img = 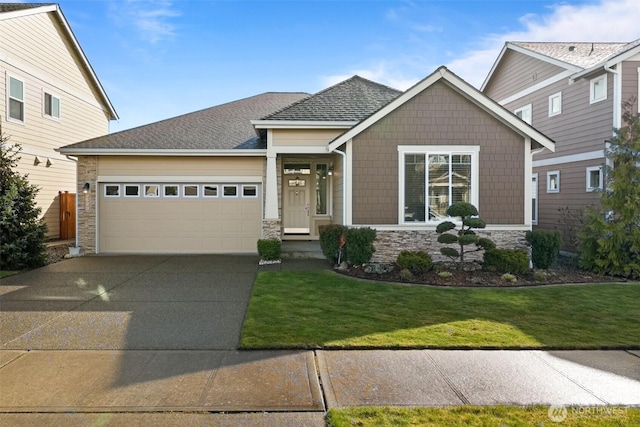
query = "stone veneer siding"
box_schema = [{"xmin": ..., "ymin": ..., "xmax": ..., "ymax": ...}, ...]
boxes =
[
  {"xmin": 262, "ymin": 220, "xmax": 282, "ymax": 240},
  {"xmin": 372, "ymin": 229, "xmax": 528, "ymax": 263},
  {"xmin": 77, "ymin": 156, "xmax": 98, "ymax": 254}
]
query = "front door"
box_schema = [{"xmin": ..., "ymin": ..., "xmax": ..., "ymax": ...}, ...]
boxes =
[{"xmin": 283, "ymin": 163, "xmax": 311, "ymax": 234}]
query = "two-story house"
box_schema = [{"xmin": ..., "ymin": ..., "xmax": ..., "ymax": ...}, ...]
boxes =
[
  {"xmin": 482, "ymin": 39, "xmax": 640, "ymax": 249},
  {"xmin": 1, "ymin": 3, "xmax": 118, "ymax": 239}
]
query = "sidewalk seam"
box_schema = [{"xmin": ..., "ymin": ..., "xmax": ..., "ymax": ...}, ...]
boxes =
[{"xmin": 312, "ymin": 350, "xmax": 329, "ymax": 412}]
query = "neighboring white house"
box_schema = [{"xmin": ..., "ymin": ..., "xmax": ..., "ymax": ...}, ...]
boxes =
[{"xmin": 1, "ymin": 3, "xmax": 117, "ymax": 239}]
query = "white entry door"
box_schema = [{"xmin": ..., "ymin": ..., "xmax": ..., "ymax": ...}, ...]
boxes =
[{"xmin": 283, "ymin": 163, "xmax": 311, "ymax": 234}]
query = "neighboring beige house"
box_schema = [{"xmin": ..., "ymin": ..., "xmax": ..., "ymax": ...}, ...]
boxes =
[
  {"xmin": 59, "ymin": 67, "xmax": 554, "ymax": 261},
  {"xmin": 1, "ymin": 3, "xmax": 118, "ymax": 239},
  {"xmin": 482, "ymin": 39, "xmax": 640, "ymax": 248}
]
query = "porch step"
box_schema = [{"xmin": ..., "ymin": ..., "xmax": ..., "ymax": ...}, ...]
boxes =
[{"xmin": 281, "ymin": 241, "xmax": 325, "ymax": 259}]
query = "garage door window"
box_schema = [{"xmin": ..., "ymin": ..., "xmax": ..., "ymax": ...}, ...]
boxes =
[
  {"xmin": 242, "ymin": 185, "xmax": 258, "ymax": 198},
  {"xmin": 125, "ymin": 185, "xmax": 140, "ymax": 197},
  {"xmin": 145, "ymin": 185, "xmax": 159, "ymax": 197},
  {"xmin": 164, "ymin": 185, "xmax": 179, "ymax": 197},
  {"xmin": 184, "ymin": 185, "xmax": 199, "ymax": 197},
  {"xmin": 105, "ymin": 185, "xmax": 120, "ymax": 197},
  {"xmin": 204, "ymin": 185, "xmax": 218, "ymax": 197},
  {"xmin": 223, "ymin": 185, "xmax": 238, "ymax": 197}
]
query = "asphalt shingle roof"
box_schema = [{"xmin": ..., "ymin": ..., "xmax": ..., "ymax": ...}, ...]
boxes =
[
  {"xmin": 512, "ymin": 40, "xmax": 639, "ymax": 69},
  {"xmin": 0, "ymin": 3, "xmax": 53, "ymax": 12},
  {"xmin": 263, "ymin": 75, "xmax": 402, "ymax": 122},
  {"xmin": 61, "ymin": 92, "xmax": 309, "ymax": 151}
]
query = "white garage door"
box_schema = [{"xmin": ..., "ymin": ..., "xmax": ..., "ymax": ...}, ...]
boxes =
[{"xmin": 99, "ymin": 183, "xmax": 261, "ymax": 253}]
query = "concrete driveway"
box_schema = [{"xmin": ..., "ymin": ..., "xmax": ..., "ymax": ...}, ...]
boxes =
[{"xmin": 1, "ymin": 255, "xmax": 257, "ymax": 350}]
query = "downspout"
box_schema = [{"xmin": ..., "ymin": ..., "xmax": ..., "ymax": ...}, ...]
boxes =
[
  {"xmin": 65, "ymin": 155, "xmax": 80, "ymax": 248},
  {"xmin": 604, "ymin": 63, "xmax": 621, "ymax": 172},
  {"xmin": 333, "ymin": 148, "xmax": 347, "ymax": 225}
]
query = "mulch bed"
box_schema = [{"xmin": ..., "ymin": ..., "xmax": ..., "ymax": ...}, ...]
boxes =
[{"xmin": 336, "ymin": 258, "xmax": 627, "ymax": 288}]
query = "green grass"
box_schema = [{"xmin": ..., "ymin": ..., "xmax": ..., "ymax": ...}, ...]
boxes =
[
  {"xmin": 0, "ymin": 270, "xmax": 19, "ymax": 279},
  {"xmin": 327, "ymin": 406, "xmax": 640, "ymax": 427},
  {"xmin": 240, "ymin": 271, "xmax": 640, "ymax": 349}
]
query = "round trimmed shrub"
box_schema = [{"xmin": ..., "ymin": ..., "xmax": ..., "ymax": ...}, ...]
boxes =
[{"xmin": 396, "ymin": 250, "xmax": 432, "ymax": 273}]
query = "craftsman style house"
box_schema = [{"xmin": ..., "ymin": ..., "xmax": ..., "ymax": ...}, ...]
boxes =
[
  {"xmin": 482, "ymin": 39, "xmax": 640, "ymax": 248},
  {"xmin": 1, "ymin": 3, "xmax": 118, "ymax": 239},
  {"xmin": 59, "ymin": 67, "xmax": 554, "ymax": 261}
]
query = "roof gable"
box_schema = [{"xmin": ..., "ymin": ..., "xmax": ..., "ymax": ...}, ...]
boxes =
[
  {"xmin": 58, "ymin": 92, "xmax": 309, "ymax": 153},
  {"xmin": 260, "ymin": 75, "xmax": 402, "ymax": 122},
  {"xmin": 1, "ymin": 3, "xmax": 118, "ymax": 120},
  {"xmin": 329, "ymin": 66, "xmax": 555, "ymax": 152}
]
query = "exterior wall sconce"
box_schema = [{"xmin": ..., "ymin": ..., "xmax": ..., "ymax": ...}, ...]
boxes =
[
  {"xmin": 83, "ymin": 182, "xmax": 90, "ymax": 194},
  {"xmin": 328, "ymin": 167, "xmax": 334, "ymax": 176}
]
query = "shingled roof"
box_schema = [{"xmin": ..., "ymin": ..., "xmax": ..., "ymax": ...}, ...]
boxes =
[
  {"xmin": 511, "ymin": 40, "xmax": 637, "ymax": 69},
  {"xmin": 262, "ymin": 75, "xmax": 402, "ymax": 122},
  {"xmin": 0, "ymin": 3, "xmax": 52, "ymax": 13},
  {"xmin": 60, "ymin": 92, "xmax": 309, "ymax": 152}
]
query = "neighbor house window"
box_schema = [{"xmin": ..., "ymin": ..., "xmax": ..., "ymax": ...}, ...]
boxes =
[
  {"xmin": 124, "ymin": 185, "xmax": 140, "ymax": 197},
  {"xmin": 183, "ymin": 185, "xmax": 199, "ymax": 197},
  {"xmin": 8, "ymin": 76, "xmax": 25, "ymax": 122},
  {"xmin": 164, "ymin": 185, "xmax": 179, "ymax": 197},
  {"xmin": 399, "ymin": 146, "xmax": 479, "ymax": 223},
  {"xmin": 586, "ymin": 166, "xmax": 603, "ymax": 192},
  {"xmin": 223, "ymin": 185, "xmax": 238, "ymax": 197},
  {"xmin": 144, "ymin": 184, "xmax": 159, "ymax": 197},
  {"xmin": 590, "ymin": 75, "xmax": 607, "ymax": 104},
  {"xmin": 547, "ymin": 171, "xmax": 560, "ymax": 193},
  {"xmin": 104, "ymin": 184, "xmax": 120, "ymax": 197},
  {"xmin": 203, "ymin": 185, "xmax": 218, "ymax": 197},
  {"xmin": 514, "ymin": 104, "xmax": 532, "ymax": 125},
  {"xmin": 44, "ymin": 92, "xmax": 60, "ymax": 119},
  {"xmin": 548, "ymin": 92, "xmax": 562, "ymax": 116},
  {"xmin": 242, "ymin": 185, "xmax": 257, "ymax": 198},
  {"xmin": 532, "ymin": 173, "xmax": 538, "ymax": 225}
]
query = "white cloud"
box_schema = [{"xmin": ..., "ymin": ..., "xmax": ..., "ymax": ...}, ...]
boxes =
[
  {"xmin": 112, "ymin": 0, "xmax": 181, "ymax": 44},
  {"xmin": 329, "ymin": 0, "xmax": 640, "ymax": 91}
]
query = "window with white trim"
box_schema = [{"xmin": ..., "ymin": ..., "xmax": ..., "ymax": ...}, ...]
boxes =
[
  {"xmin": 242, "ymin": 185, "xmax": 258, "ymax": 197},
  {"xmin": 44, "ymin": 92, "xmax": 60, "ymax": 119},
  {"xmin": 400, "ymin": 146, "xmax": 479, "ymax": 223},
  {"xmin": 124, "ymin": 185, "xmax": 140, "ymax": 197},
  {"xmin": 548, "ymin": 92, "xmax": 562, "ymax": 116},
  {"xmin": 547, "ymin": 171, "xmax": 560, "ymax": 193},
  {"xmin": 164, "ymin": 185, "xmax": 179, "ymax": 197},
  {"xmin": 203, "ymin": 185, "xmax": 218, "ymax": 197},
  {"xmin": 532, "ymin": 173, "xmax": 538, "ymax": 225},
  {"xmin": 590, "ymin": 75, "xmax": 607, "ymax": 104},
  {"xmin": 183, "ymin": 185, "xmax": 199, "ymax": 197},
  {"xmin": 144, "ymin": 184, "xmax": 159, "ymax": 197},
  {"xmin": 8, "ymin": 76, "xmax": 25, "ymax": 122},
  {"xmin": 223, "ymin": 185, "xmax": 238, "ymax": 197},
  {"xmin": 105, "ymin": 184, "xmax": 120, "ymax": 197},
  {"xmin": 586, "ymin": 166, "xmax": 603, "ymax": 192},
  {"xmin": 514, "ymin": 104, "xmax": 532, "ymax": 125}
]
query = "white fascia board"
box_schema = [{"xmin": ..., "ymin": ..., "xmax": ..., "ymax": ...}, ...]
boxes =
[
  {"xmin": 505, "ymin": 43, "xmax": 583, "ymax": 73},
  {"xmin": 56, "ymin": 148, "xmax": 267, "ymax": 157},
  {"xmin": 481, "ymin": 43, "xmax": 509, "ymax": 91},
  {"xmin": 532, "ymin": 150, "xmax": 604, "ymax": 168},
  {"xmin": 497, "ymin": 70, "xmax": 574, "ymax": 106},
  {"xmin": 251, "ymin": 120, "xmax": 356, "ymax": 129},
  {"xmin": 573, "ymin": 44, "xmax": 640, "ymax": 80},
  {"xmin": 328, "ymin": 66, "xmax": 555, "ymax": 153},
  {"xmin": 0, "ymin": 4, "xmax": 57, "ymax": 20}
]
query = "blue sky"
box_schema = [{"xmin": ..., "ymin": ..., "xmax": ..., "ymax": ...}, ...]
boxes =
[{"xmin": 28, "ymin": 0, "xmax": 640, "ymax": 132}]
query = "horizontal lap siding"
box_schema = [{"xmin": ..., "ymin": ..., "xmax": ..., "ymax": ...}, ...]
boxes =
[
  {"xmin": 97, "ymin": 156, "xmax": 264, "ymax": 177},
  {"xmin": 622, "ymin": 61, "xmax": 640, "ymax": 113},
  {"xmin": 272, "ymin": 129, "xmax": 343, "ymax": 146},
  {"xmin": 351, "ymin": 81, "xmax": 525, "ymax": 225},
  {"xmin": 1, "ymin": 12, "xmax": 111, "ymax": 238},
  {"xmin": 484, "ymin": 50, "xmax": 566, "ymax": 101}
]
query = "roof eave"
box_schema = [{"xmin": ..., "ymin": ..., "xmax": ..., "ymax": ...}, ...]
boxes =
[
  {"xmin": 571, "ymin": 43, "xmax": 640, "ymax": 80},
  {"xmin": 56, "ymin": 148, "xmax": 267, "ymax": 156},
  {"xmin": 251, "ymin": 120, "xmax": 357, "ymax": 129}
]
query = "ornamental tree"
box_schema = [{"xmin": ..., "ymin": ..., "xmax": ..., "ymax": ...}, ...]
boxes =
[
  {"xmin": 1, "ymin": 123, "xmax": 48, "ymax": 270},
  {"xmin": 578, "ymin": 98, "xmax": 640, "ymax": 278},
  {"xmin": 436, "ymin": 202, "xmax": 495, "ymax": 269}
]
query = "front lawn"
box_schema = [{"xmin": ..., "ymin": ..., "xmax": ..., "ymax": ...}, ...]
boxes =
[
  {"xmin": 240, "ymin": 271, "xmax": 640, "ymax": 349},
  {"xmin": 327, "ymin": 406, "xmax": 640, "ymax": 427}
]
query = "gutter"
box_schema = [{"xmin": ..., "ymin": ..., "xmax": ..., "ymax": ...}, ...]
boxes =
[{"xmin": 56, "ymin": 148, "xmax": 267, "ymax": 157}]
